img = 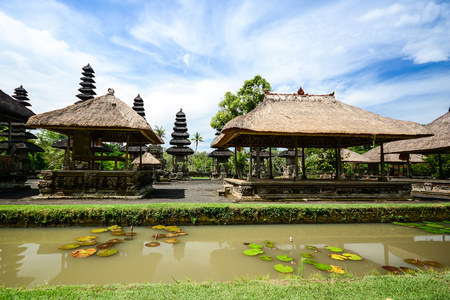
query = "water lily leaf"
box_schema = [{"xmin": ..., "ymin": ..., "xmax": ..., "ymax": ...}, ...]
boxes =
[
  {"xmin": 97, "ymin": 242, "xmax": 114, "ymax": 249},
  {"xmin": 404, "ymin": 258, "xmax": 424, "ymax": 266},
  {"xmin": 152, "ymin": 233, "xmax": 166, "ymax": 239},
  {"xmin": 177, "ymin": 232, "xmax": 188, "ymax": 236},
  {"xmin": 263, "ymin": 240, "xmax": 274, "ymax": 244},
  {"xmin": 274, "ymin": 264, "xmax": 294, "ymax": 273},
  {"xmin": 124, "ymin": 232, "xmax": 137, "ymax": 236},
  {"xmin": 382, "ymin": 266, "xmax": 399, "ymax": 272},
  {"xmin": 97, "ymin": 248, "xmax": 117, "ymax": 257},
  {"xmin": 328, "ymin": 253, "xmax": 347, "ymax": 261},
  {"xmin": 145, "ymin": 242, "xmax": 161, "ymax": 247},
  {"xmin": 79, "ymin": 240, "xmax": 98, "ymax": 246},
  {"xmin": 244, "ymin": 249, "xmax": 263, "ymax": 256},
  {"xmin": 314, "ymin": 263, "xmax": 333, "ymax": 271},
  {"xmin": 277, "ymin": 255, "xmax": 293, "ymax": 262},
  {"xmin": 259, "ymin": 255, "xmax": 273, "ymax": 261},
  {"xmin": 107, "ymin": 238, "xmax": 124, "ymax": 244},
  {"xmin": 111, "ymin": 232, "xmax": 125, "ymax": 236},
  {"xmin": 249, "ymin": 244, "xmax": 263, "ymax": 249},
  {"xmin": 423, "ymin": 261, "xmax": 443, "ymax": 267},
  {"xmin": 265, "ymin": 243, "xmax": 276, "ymax": 248},
  {"xmin": 425, "ymin": 224, "xmax": 445, "ymax": 229},
  {"xmin": 306, "ymin": 245, "xmax": 317, "ymax": 250},
  {"xmin": 165, "ymin": 233, "xmax": 179, "ymax": 237},
  {"xmin": 326, "ymin": 246, "xmax": 343, "ymax": 253},
  {"xmin": 152, "ymin": 225, "xmax": 166, "ymax": 229},
  {"xmin": 329, "ymin": 265, "xmax": 345, "ymax": 274},
  {"xmin": 164, "ymin": 238, "xmax": 180, "ymax": 244},
  {"xmin": 399, "ymin": 266, "xmax": 417, "ymax": 273},
  {"xmin": 58, "ymin": 243, "xmax": 80, "ymax": 250},
  {"xmin": 301, "ymin": 253, "xmax": 314, "ymax": 258},
  {"xmin": 393, "ymin": 222, "xmax": 409, "ymax": 226},
  {"xmin": 302, "ymin": 258, "xmax": 316, "ymax": 265},
  {"xmin": 165, "ymin": 226, "xmax": 181, "ymax": 232},
  {"xmin": 107, "ymin": 225, "xmax": 121, "ymax": 230},
  {"xmin": 443, "ymin": 221, "xmax": 450, "ymax": 224},
  {"xmin": 91, "ymin": 228, "xmax": 108, "ymax": 233},
  {"xmin": 342, "ymin": 253, "xmax": 362, "ymax": 261},
  {"xmin": 76, "ymin": 236, "xmax": 97, "ymax": 242},
  {"xmin": 72, "ymin": 248, "xmax": 97, "ymax": 258}
]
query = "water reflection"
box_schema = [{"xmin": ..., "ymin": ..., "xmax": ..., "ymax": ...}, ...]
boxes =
[{"xmin": 0, "ymin": 224, "xmax": 448, "ymax": 288}]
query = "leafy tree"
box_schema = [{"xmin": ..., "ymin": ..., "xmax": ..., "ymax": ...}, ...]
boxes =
[
  {"xmin": 211, "ymin": 75, "xmax": 272, "ymax": 130},
  {"xmin": 190, "ymin": 132, "xmax": 204, "ymax": 152},
  {"xmin": 34, "ymin": 129, "xmax": 66, "ymax": 170},
  {"xmin": 153, "ymin": 125, "xmax": 166, "ymax": 141}
]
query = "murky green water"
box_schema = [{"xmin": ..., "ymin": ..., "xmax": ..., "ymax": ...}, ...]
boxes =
[{"xmin": 0, "ymin": 224, "xmax": 448, "ymax": 288}]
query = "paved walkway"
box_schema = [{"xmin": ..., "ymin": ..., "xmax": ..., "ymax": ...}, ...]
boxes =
[{"xmin": 0, "ymin": 179, "xmax": 449, "ymax": 205}]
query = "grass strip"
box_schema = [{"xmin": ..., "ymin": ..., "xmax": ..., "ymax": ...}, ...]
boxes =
[
  {"xmin": 0, "ymin": 203, "xmax": 449, "ymax": 227},
  {"xmin": 1, "ymin": 273, "xmax": 449, "ymax": 300}
]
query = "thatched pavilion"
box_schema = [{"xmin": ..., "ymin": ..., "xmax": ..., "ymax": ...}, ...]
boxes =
[
  {"xmin": 26, "ymin": 88, "xmax": 163, "ymax": 198},
  {"xmin": 211, "ymin": 90, "xmax": 432, "ymax": 201}
]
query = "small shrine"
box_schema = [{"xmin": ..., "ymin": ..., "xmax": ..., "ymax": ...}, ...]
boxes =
[
  {"xmin": 278, "ymin": 148, "xmax": 305, "ymax": 179},
  {"xmin": 208, "ymin": 130, "xmax": 233, "ymax": 180},
  {"xmin": 166, "ymin": 109, "xmax": 194, "ymax": 180},
  {"xmin": 251, "ymin": 148, "xmax": 275, "ymax": 178}
]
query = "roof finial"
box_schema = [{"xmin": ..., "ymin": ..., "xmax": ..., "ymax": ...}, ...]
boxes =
[
  {"xmin": 297, "ymin": 87, "xmax": 305, "ymax": 95},
  {"xmin": 108, "ymin": 88, "xmax": 114, "ymax": 95},
  {"xmin": 329, "ymin": 91, "xmax": 335, "ymax": 96}
]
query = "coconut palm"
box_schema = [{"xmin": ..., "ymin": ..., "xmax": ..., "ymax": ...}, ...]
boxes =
[
  {"xmin": 190, "ymin": 132, "xmax": 204, "ymax": 152},
  {"xmin": 154, "ymin": 125, "xmax": 166, "ymax": 140}
]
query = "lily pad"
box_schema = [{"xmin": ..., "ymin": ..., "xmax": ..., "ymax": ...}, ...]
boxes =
[
  {"xmin": 326, "ymin": 246, "xmax": 343, "ymax": 252},
  {"xmin": 382, "ymin": 266, "xmax": 399, "ymax": 272},
  {"xmin": 423, "ymin": 261, "xmax": 443, "ymax": 268},
  {"xmin": 76, "ymin": 236, "xmax": 97, "ymax": 242},
  {"xmin": 152, "ymin": 233, "xmax": 166, "ymax": 239},
  {"xmin": 244, "ymin": 249, "xmax": 264, "ymax": 256},
  {"xmin": 263, "ymin": 240, "xmax": 274, "ymax": 244},
  {"xmin": 404, "ymin": 258, "xmax": 424, "ymax": 266},
  {"xmin": 274, "ymin": 264, "xmax": 294, "ymax": 273},
  {"xmin": 58, "ymin": 243, "xmax": 81, "ymax": 250},
  {"xmin": 425, "ymin": 224, "xmax": 445, "ymax": 229},
  {"xmin": 124, "ymin": 232, "xmax": 137, "ymax": 236},
  {"xmin": 265, "ymin": 243, "xmax": 276, "ymax": 248},
  {"xmin": 164, "ymin": 238, "xmax": 180, "ymax": 244},
  {"xmin": 301, "ymin": 253, "xmax": 314, "ymax": 258},
  {"xmin": 79, "ymin": 240, "xmax": 98, "ymax": 246},
  {"xmin": 302, "ymin": 258, "xmax": 316, "ymax": 265},
  {"xmin": 152, "ymin": 225, "xmax": 166, "ymax": 229},
  {"xmin": 249, "ymin": 244, "xmax": 263, "ymax": 249},
  {"xmin": 314, "ymin": 263, "xmax": 333, "ymax": 271},
  {"xmin": 72, "ymin": 248, "xmax": 97, "ymax": 258},
  {"xmin": 342, "ymin": 253, "xmax": 362, "ymax": 261},
  {"xmin": 165, "ymin": 233, "xmax": 179, "ymax": 238},
  {"xmin": 177, "ymin": 232, "xmax": 188, "ymax": 236},
  {"xmin": 107, "ymin": 238, "xmax": 124, "ymax": 244},
  {"xmin": 107, "ymin": 225, "xmax": 121, "ymax": 230},
  {"xmin": 399, "ymin": 266, "xmax": 417, "ymax": 273},
  {"xmin": 165, "ymin": 226, "xmax": 181, "ymax": 232},
  {"xmin": 328, "ymin": 253, "xmax": 347, "ymax": 261},
  {"xmin": 91, "ymin": 228, "xmax": 108, "ymax": 233},
  {"xmin": 97, "ymin": 243, "xmax": 114, "ymax": 249},
  {"xmin": 259, "ymin": 255, "xmax": 273, "ymax": 261},
  {"xmin": 329, "ymin": 265, "xmax": 345, "ymax": 274},
  {"xmin": 306, "ymin": 245, "xmax": 317, "ymax": 250},
  {"xmin": 277, "ymin": 255, "xmax": 293, "ymax": 262},
  {"xmin": 145, "ymin": 242, "xmax": 161, "ymax": 247},
  {"xmin": 97, "ymin": 248, "xmax": 118, "ymax": 257}
]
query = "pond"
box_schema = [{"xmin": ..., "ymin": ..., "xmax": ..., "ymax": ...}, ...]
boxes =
[{"xmin": 0, "ymin": 223, "xmax": 448, "ymax": 288}]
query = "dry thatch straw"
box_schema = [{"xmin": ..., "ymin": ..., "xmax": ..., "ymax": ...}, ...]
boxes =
[
  {"xmin": 211, "ymin": 92, "xmax": 433, "ymax": 149},
  {"xmin": 26, "ymin": 91, "xmax": 163, "ymax": 144},
  {"xmin": 131, "ymin": 152, "xmax": 161, "ymax": 166},
  {"xmin": 384, "ymin": 109, "xmax": 450, "ymax": 154},
  {"xmin": 360, "ymin": 146, "xmax": 425, "ymax": 163},
  {"xmin": 0, "ymin": 89, "xmax": 34, "ymax": 122},
  {"xmin": 341, "ymin": 148, "xmax": 365, "ymax": 163}
]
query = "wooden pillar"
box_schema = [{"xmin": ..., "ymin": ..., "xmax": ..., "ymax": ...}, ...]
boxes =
[
  {"xmin": 125, "ymin": 134, "xmax": 129, "ymax": 170},
  {"xmin": 294, "ymin": 138, "xmax": 299, "ymax": 181},
  {"xmin": 406, "ymin": 154, "xmax": 411, "ymax": 178},
  {"xmin": 335, "ymin": 147, "xmax": 342, "ymax": 180},
  {"xmin": 438, "ymin": 153, "xmax": 444, "ymax": 179},
  {"xmin": 301, "ymin": 147, "xmax": 307, "ymax": 179},
  {"xmin": 66, "ymin": 136, "xmax": 70, "ymax": 167},
  {"xmin": 248, "ymin": 136, "xmax": 253, "ymax": 181},
  {"xmin": 234, "ymin": 138, "xmax": 238, "ymax": 178},
  {"xmin": 269, "ymin": 146, "xmax": 273, "ymax": 179},
  {"xmin": 7, "ymin": 120, "xmax": 12, "ymax": 152},
  {"xmin": 380, "ymin": 141, "xmax": 386, "ymax": 181},
  {"xmin": 139, "ymin": 142, "xmax": 143, "ymax": 170}
]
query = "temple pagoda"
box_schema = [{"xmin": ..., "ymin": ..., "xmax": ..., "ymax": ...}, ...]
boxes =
[
  {"xmin": 75, "ymin": 64, "xmax": 96, "ymax": 103},
  {"xmin": 166, "ymin": 109, "xmax": 194, "ymax": 179},
  {"xmin": 208, "ymin": 130, "xmax": 232, "ymax": 179}
]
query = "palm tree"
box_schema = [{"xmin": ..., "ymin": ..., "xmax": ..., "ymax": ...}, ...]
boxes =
[
  {"xmin": 154, "ymin": 125, "xmax": 166, "ymax": 140},
  {"xmin": 190, "ymin": 132, "xmax": 204, "ymax": 152}
]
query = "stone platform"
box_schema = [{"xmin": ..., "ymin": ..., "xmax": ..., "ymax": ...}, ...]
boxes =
[
  {"xmin": 389, "ymin": 178, "xmax": 450, "ymax": 195},
  {"xmin": 223, "ymin": 178, "xmax": 413, "ymax": 201},
  {"xmin": 34, "ymin": 170, "xmax": 154, "ymax": 199}
]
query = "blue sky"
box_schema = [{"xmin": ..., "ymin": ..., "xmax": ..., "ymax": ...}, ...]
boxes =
[{"xmin": 1, "ymin": 0, "xmax": 449, "ymax": 152}]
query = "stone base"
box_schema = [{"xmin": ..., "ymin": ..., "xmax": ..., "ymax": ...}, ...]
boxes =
[
  {"xmin": 389, "ymin": 178, "xmax": 450, "ymax": 195},
  {"xmin": 223, "ymin": 178, "xmax": 413, "ymax": 201},
  {"xmin": 33, "ymin": 170, "xmax": 154, "ymax": 199}
]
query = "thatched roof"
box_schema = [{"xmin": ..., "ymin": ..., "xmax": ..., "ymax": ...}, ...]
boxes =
[
  {"xmin": 208, "ymin": 149, "xmax": 233, "ymax": 158},
  {"xmin": 211, "ymin": 92, "xmax": 433, "ymax": 149},
  {"xmin": 360, "ymin": 146, "xmax": 425, "ymax": 163},
  {"xmin": 341, "ymin": 149, "xmax": 365, "ymax": 163},
  {"xmin": 0, "ymin": 90, "xmax": 35, "ymax": 122},
  {"xmin": 278, "ymin": 149, "xmax": 304, "ymax": 158},
  {"xmin": 0, "ymin": 141, "xmax": 44, "ymax": 152},
  {"xmin": 26, "ymin": 91, "xmax": 163, "ymax": 144},
  {"xmin": 51, "ymin": 139, "xmax": 113, "ymax": 153},
  {"xmin": 131, "ymin": 152, "xmax": 161, "ymax": 165},
  {"xmin": 384, "ymin": 109, "xmax": 450, "ymax": 154}
]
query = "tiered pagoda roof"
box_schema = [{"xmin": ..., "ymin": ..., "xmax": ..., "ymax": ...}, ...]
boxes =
[
  {"xmin": 132, "ymin": 94, "xmax": 145, "ymax": 118},
  {"xmin": 76, "ymin": 64, "xmax": 96, "ymax": 102},
  {"xmin": 166, "ymin": 109, "xmax": 194, "ymax": 156}
]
